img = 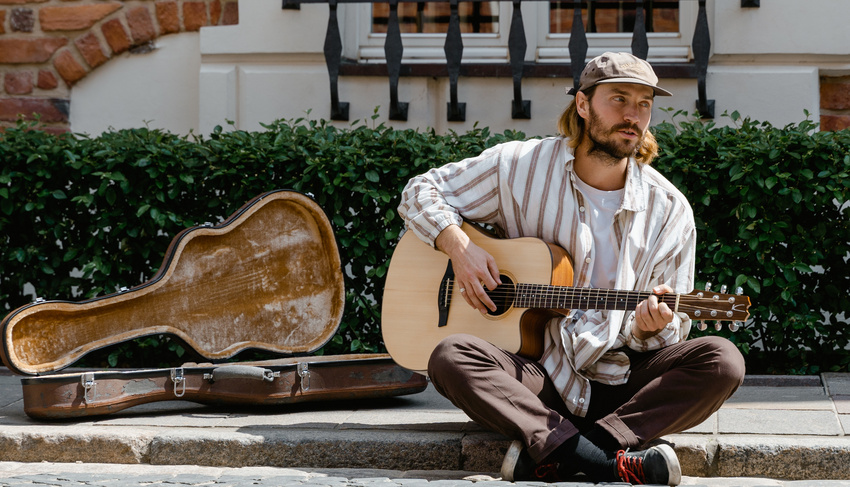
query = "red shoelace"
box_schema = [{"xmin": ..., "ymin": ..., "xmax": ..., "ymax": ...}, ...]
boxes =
[
  {"xmin": 616, "ymin": 449, "xmax": 646, "ymax": 484},
  {"xmin": 532, "ymin": 462, "xmax": 562, "ymax": 481}
]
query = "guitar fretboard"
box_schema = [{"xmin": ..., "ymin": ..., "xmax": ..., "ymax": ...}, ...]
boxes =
[{"xmin": 513, "ymin": 283, "xmax": 677, "ymax": 311}]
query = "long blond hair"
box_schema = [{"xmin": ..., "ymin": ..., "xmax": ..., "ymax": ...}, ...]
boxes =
[{"xmin": 556, "ymin": 88, "xmax": 659, "ymax": 165}]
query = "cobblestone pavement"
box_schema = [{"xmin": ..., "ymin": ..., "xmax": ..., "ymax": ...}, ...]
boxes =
[{"xmin": 1, "ymin": 464, "xmax": 850, "ymax": 487}]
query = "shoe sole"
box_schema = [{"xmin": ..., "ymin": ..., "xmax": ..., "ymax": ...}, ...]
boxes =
[
  {"xmin": 499, "ymin": 440, "xmax": 524, "ymax": 482},
  {"xmin": 654, "ymin": 444, "xmax": 682, "ymax": 486}
]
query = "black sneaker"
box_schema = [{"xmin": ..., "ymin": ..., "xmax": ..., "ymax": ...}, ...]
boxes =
[
  {"xmin": 616, "ymin": 444, "xmax": 682, "ymax": 486},
  {"xmin": 500, "ymin": 440, "xmax": 563, "ymax": 482}
]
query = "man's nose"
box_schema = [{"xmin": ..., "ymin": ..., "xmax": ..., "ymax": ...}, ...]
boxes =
[{"xmin": 623, "ymin": 104, "xmax": 640, "ymax": 123}]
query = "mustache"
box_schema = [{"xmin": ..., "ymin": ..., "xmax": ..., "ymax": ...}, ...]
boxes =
[{"xmin": 611, "ymin": 122, "xmax": 643, "ymax": 136}]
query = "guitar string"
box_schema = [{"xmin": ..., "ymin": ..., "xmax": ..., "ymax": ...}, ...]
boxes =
[{"xmin": 445, "ymin": 282, "xmax": 742, "ymax": 314}]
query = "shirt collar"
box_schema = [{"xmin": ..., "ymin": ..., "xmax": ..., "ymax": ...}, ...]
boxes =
[{"xmin": 562, "ymin": 142, "xmax": 647, "ymax": 214}]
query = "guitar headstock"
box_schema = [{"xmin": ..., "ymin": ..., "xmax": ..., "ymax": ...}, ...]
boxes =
[{"xmin": 678, "ymin": 282, "xmax": 751, "ymax": 332}]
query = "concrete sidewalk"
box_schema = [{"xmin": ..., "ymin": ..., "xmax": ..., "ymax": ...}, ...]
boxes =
[{"xmin": 1, "ymin": 368, "xmax": 849, "ymax": 482}]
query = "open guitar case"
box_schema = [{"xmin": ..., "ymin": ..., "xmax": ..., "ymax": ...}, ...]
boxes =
[{"xmin": 0, "ymin": 190, "xmax": 426, "ymax": 419}]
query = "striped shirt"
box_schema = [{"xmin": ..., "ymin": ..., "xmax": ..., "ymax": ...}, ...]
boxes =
[{"xmin": 398, "ymin": 136, "xmax": 696, "ymax": 417}]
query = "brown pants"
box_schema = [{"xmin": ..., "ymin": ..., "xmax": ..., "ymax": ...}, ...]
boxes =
[{"xmin": 427, "ymin": 333, "xmax": 745, "ymax": 463}]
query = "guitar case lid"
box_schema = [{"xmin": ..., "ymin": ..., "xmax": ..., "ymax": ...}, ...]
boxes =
[{"xmin": 0, "ymin": 190, "xmax": 346, "ymax": 376}]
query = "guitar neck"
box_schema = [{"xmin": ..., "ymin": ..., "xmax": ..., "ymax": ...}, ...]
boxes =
[{"xmin": 515, "ymin": 283, "xmax": 676, "ymax": 312}]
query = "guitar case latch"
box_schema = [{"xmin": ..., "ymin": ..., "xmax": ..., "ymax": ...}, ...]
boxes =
[
  {"xmin": 81, "ymin": 372, "xmax": 96, "ymax": 404},
  {"xmin": 297, "ymin": 362, "xmax": 310, "ymax": 391},
  {"xmin": 171, "ymin": 367, "xmax": 186, "ymax": 398}
]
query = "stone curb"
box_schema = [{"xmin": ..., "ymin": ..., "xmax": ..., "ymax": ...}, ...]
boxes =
[{"xmin": 1, "ymin": 426, "xmax": 849, "ymax": 480}]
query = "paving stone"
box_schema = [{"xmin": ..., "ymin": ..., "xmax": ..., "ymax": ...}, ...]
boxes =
[
  {"xmin": 421, "ymin": 481, "xmax": 475, "ymax": 486},
  {"xmin": 833, "ymin": 395, "xmax": 850, "ymax": 414},
  {"xmin": 743, "ymin": 375, "xmax": 822, "ymax": 387},
  {"xmin": 784, "ymin": 482, "xmax": 850, "ymax": 487},
  {"xmin": 724, "ymin": 386, "xmax": 831, "ymax": 410},
  {"xmin": 823, "ymin": 373, "xmax": 850, "ymax": 395},
  {"xmin": 391, "ymin": 480, "xmax": 432, "ymax": 487},
  {"xmin": 242, "ymin": 477, "xmax": 308, "ymax": 486},
  {"xmin": 718, "ymin": 408, "xmax": 841, "ymax": 435},
  {"xmin": 164, "ymin": 473, "xmax": 222, "ymax": 484},
  {"xmin": 839, "ymin": 415, "xmax": 850, "ymax": 435},
  {"xmin": 303, "ymin": 477, "xmax": 353, "ymax": 484}
]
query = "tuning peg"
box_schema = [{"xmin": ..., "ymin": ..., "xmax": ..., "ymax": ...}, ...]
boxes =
[
  {"xmin": 697, "ymin": 320, "xmax": 707, "ymax": 331},
  {"xmin": 714, "ymin": 321, "xmax": 722, "ymax": 331},
  {"xmin": 720, "ymin": 284, "xmax": 728, "ymax": 294},
  {"xmin": 705, "ymin": 282, "xmax": 712, "ymax": 291},
  {"xmin": 729, "ymin": 322, "xmax": 741, "ymax": 332}
]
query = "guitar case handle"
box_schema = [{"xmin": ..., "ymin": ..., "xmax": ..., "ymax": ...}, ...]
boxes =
[{"xmin": 208, "ymin": 365, "xmax": 279, "ymax": 382}]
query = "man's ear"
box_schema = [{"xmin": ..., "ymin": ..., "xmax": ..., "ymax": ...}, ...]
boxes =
[{"xmin": 575, "ymin": 91, "xmax": 590, "ymax": 120}]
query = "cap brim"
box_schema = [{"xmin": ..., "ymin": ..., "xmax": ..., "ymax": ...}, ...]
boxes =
[{"xmin": 596, "ymin": 78, "xmax": 673, "ymax": 96}]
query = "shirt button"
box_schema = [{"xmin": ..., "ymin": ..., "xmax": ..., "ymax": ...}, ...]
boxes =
[
  {"xmin": 579, "ymin": 206, "xmax": 586, "ymax": 212},
  {"xmin": 579, "ymin": 398, "xmax": 586, "ymax": 404},
  {"xmin": 585, "ymin": 258, "xmax": 591, "ymax": 264}
]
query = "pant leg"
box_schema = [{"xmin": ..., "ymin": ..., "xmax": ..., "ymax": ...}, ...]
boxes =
[
  {"xmin": 588, "ymin": 336, "xmax": 745, "ymax": 449},
  {"xmin": 427, "ymin": 333, "xmax": 587, "ymax": 463}
]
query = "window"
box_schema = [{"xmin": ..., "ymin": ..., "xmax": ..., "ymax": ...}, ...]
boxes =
[
  {"xmin": 549, "ymin": 0, "xmax": 679, "ymax": 34},
  {"xmin": 352, "ymin": 0, "xmax": 694, "ymax": 64},
  {"xmin": 372, "ymin": 2, "xmax": 500, "ymax": 34}
]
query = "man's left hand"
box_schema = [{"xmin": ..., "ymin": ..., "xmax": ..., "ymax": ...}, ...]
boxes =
[{"xmin": 633, "ymin": 284, "xmax": 674, "ymax": 340}]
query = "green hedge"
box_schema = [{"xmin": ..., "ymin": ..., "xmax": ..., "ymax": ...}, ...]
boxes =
[
  {"xmin": 653, "ymin": 112, "xmax": 850, "ymax": 374},
  {"xmin": 1, "ymin": 113, "xmax": 849, "ymax": 374}
]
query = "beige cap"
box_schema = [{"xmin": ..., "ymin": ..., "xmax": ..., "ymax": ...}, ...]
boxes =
[{"xmin": 567, "ymin": 51, "xmax": 672, "ymax": 97}]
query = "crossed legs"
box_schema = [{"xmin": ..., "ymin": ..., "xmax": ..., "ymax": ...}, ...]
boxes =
[{"xmin": 428, "ymin": 333, "xmax": 745, "ymax": 464}]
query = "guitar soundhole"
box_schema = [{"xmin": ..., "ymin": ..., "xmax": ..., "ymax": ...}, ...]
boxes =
[{"xmin": 485, "ymin": 274, "xmax": 516, "ymax": 317}]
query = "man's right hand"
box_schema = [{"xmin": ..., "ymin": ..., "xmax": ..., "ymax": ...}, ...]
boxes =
[{"xmin": 435, "ymin": 224, "xmax": 502, "ymax": 314}]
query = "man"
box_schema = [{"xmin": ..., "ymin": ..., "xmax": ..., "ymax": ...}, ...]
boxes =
[{"xmin": 397, "ymin": 52, "xmax": 746, "ymax": 485}]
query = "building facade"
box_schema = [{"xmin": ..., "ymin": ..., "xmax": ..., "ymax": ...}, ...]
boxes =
[{"xmin": 1, "ymin": 0, "xmax": 849, "ymax": 136}]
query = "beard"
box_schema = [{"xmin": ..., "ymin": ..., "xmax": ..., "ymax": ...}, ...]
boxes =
[{"xmin": 585, "ymin": 107, "xmax": 645, "ymax": 165}]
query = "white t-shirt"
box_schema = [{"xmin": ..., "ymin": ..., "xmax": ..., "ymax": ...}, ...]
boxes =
[{"xmin": 572, "ymin": 175, "xmax": 624, "ymax": 289}]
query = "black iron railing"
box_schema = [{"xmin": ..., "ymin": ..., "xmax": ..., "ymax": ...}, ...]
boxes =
[{"xmin": 283, "ymin": 0, "xmax": 715, "ymax": 122}]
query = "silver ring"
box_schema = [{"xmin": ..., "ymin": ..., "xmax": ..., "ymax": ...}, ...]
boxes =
[{"xmin": 459, "ymin": 287, "xmax": 466, "ymax": 293}]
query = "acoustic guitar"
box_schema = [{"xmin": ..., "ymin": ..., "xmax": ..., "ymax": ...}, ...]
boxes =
[{"xmin": 381, "ymin": 223, "xmax": 751, "ymax": 373}]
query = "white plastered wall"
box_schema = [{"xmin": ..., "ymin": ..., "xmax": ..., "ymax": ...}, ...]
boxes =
[
  {"xmin": 67, "ymin": 0, "xmax": 850, "ymax": 136},
  {"xmin": 70, "ymin": 34, "xmax": 201, "ymax": 136}
]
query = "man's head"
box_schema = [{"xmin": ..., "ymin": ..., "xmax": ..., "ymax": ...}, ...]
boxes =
[{"xmin": 558, "ymin": 52, "xmax": 672, "ymax": 165}]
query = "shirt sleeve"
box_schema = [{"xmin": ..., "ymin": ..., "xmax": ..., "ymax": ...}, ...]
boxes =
[
  {"xmin": 624, "ymin": 213, "xmax": 697, "ymax": 352},
  {"xmin": 397, "ymin": 144, "xmax": 506, "ymax": 246}
]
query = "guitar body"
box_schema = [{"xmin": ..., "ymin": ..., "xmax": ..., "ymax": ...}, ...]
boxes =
[
  {"xmin": 1, "ymin": 190, "xmax": 346, "ymax": 376},
  {"xmin": 381, "ymin": 223, "xmax": 574, "ymax": 373},
  {"xmin": 382, "ymin": 224, "xmax": 751, "ymax": 374}
]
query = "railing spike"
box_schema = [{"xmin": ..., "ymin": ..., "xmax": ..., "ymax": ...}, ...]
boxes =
[
  {"xmin": 631, "ymin": 0, "xmax": 648, "ymax": 60},
  {"xmin": 324, "ymin": 0, "xmax": 349, "ymax": 120},
  {"xmin": 693, "ymin": 0, "xmax": 715, "ymax": 118},
  {"xmin": 509, "ymin": 0, "xmax": 530, "ymax": 119},
  {"xmin": 568, "ymin": 0, "xmax": 587, "ymax": 95},
  {"xmin": 444, "ymin": 0, "xmax": 465, "ymax": 121},
  {"xmin": 385, "ymin": 0, "xmax": 408, "ymax": 120}
]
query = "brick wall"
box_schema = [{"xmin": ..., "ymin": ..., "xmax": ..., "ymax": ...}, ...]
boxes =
[
  {"xmin": 821, "ymin": 76, "xmax": 850, "ymax": 132},
  {"xmin": 0, "ymin": 0, "xmax": 238, "ymax": 133}
]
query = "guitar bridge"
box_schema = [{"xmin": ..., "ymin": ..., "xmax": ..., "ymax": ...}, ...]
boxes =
[{"xmin": 437, "ymin": 261, "xmax": 455, "ymax": 327}]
